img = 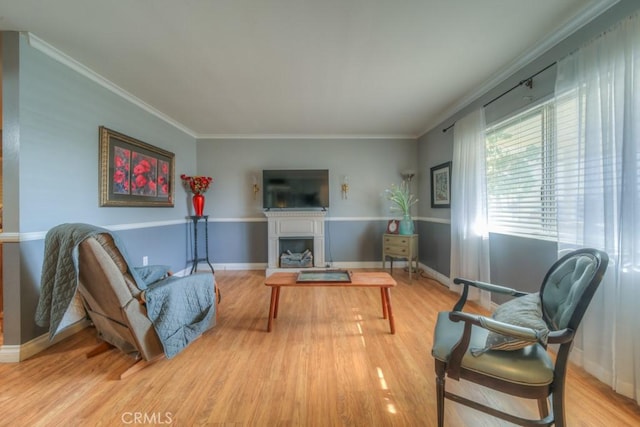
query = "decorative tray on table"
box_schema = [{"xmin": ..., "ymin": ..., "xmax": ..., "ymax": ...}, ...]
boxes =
[{"xmin": 296, "ymin": 270, "xmax": 352, "ymax": 283}]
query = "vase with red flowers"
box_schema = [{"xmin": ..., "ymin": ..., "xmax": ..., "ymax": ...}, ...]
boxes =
[{"xmin": 180, "ymin": 174, "xmax": 213, "ymax": 216}]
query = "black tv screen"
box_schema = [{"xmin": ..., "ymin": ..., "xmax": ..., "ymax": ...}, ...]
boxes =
[{"xmin": 263, "ymin": 169, "xmax": 329, "ymax": 209}]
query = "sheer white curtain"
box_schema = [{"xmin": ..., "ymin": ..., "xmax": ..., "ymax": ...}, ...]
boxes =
[
  {"xmin": 555, "ymin": 12, "xmax": 640, "ymax": 404},
  {"xmin": 450, "ymin": 108, "xmax": 490, "ymax": 306}
]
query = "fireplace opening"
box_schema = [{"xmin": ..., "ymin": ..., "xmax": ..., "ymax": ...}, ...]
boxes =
[{"xmin": 279, "ymin": 237, "xmax": 314, "ymax": 268}]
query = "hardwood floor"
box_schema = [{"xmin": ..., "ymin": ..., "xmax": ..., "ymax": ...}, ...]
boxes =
[{"xmin": 0, "ymin": 269, "xmax": 638, "ymax": 426}]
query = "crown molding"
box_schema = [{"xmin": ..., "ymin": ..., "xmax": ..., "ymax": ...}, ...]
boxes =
[
  {"xmin": 418, "ymin": 0, "xmax": 620, "ymax": 138},
  {"xmin": 24, "ymin": 32, "xmax": 198, "ymax": 139},
  {"xmin": 195, "ymin": 133, "xmax": 417, "ymax": 140}
]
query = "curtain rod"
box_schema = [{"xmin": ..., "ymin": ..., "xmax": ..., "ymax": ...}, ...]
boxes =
[{"xmin": 442, "ymin": 61, "xmax": 557, "ymax": 133}]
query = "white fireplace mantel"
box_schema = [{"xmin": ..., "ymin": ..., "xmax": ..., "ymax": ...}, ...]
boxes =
[{"xmin": 264, "ymin": 210, "xmax": 327, "ymax": 275}]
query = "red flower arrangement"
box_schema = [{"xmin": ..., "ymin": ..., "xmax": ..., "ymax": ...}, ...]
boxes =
[{"xmin": 180, "ymin": 174, "xmax": 213, "ymax": 195}]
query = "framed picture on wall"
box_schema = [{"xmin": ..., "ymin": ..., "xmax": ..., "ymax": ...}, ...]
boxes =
[
  {"xmin": 99, "ymin": 126, "xmax": 175, "ymax": 207},
  {"xmin": 430, "ymin": 161, "xmax": 451, "ymax": 208}
]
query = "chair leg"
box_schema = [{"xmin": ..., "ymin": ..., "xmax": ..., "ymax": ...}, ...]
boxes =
[
  {"xmin": 86, "ymin": 341, "xmax": 114, "ymax": 358},
  {"xmin": 119, "ymin": 354, "xmax": 164, "ymax": 380},
  {"xmin": 537, "ymin": 397, "xmax": 549, "ymax": 418},
  {"xmin": 552, "ymin": 390, "xmax": 565, "ymax": 427},
  {"xmin": 215, "ymin": 286, "xmax": 220, "ymax": 322},
  {"xmin": 435, "ymin": 361, "xmax": 446, "ymax": 427}
]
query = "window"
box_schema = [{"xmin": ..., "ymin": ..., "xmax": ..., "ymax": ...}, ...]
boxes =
[{"xmin": 485, "ymin": 100, "xmax": 557, "ymax": 239}]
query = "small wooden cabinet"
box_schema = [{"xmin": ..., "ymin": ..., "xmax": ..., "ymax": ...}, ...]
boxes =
[{"xmin": 382, "ymin": 234, "xmax": 418, "ymax": 280}]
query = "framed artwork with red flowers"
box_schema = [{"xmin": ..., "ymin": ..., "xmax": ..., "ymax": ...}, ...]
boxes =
[{"xmin": 99, "ymin": 126, "xmax": 175, "ymax": 207}]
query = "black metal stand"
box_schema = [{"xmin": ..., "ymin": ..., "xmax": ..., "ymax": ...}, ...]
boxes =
[{"xmin": 189, "ymin": 215, "xmax": 215, "ymax": 275}]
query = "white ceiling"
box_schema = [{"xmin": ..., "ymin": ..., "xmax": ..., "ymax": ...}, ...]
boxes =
[{"xmin": 0, "ymin": 0, "xmax": 617, "ymax": 138}]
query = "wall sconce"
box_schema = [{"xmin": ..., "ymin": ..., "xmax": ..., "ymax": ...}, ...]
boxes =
[
  {"xmin": 401, "ymin": 169, "xmax": 416, "ymax": 183},
  {"xmin": 341, "ymin": 175, "xmax": 350, "ymax": 199},
  {"xmin": 252, "ymin": 175, "xmax": 260, "ymax": 200}
]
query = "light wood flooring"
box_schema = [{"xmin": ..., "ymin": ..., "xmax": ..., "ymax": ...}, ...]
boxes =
[{"xmin": 0, "ymin": 269, "xmax": 638, "ymax": 426}]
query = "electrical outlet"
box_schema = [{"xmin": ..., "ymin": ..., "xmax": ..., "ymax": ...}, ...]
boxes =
[{"xmin": 142, "ymin": 256, "xmax": 148, "ymax": 266}]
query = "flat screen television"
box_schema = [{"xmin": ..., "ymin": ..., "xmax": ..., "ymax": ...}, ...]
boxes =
[{"xmin": 263, "ymin": 169, "xmax": 329, "ymax": 210}]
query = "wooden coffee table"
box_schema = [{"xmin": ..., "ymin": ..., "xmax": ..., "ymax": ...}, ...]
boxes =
[{"xmin": 264, "ymin": 271, "xmax": 397, "ymax": 334}]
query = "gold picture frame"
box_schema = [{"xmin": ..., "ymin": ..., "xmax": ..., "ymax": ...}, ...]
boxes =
[{"xmin": 99, "ymin": 126, "xmax": 175, "ymax": 207}]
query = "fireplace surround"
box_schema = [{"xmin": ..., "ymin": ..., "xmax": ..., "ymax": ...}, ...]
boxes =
[{"xmin": 264, "ymin": 210, "xmax": 326, "ymax": 275}]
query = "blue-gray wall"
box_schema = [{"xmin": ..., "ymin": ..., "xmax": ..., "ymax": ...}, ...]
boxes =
[
  {"xmin": 417, "ymin": 0, "xmax": 640, "ymax": 299},
  {"xmin": 2, "ymin": 32, "xmax": 199, "ymax": 344},
  {"xmin": 196, "ymin": 137, "xmax": 418, "ymax": 219},
  {"xmin": 196, "ymin": 137, "xmax": 419, "ymax": 266}
]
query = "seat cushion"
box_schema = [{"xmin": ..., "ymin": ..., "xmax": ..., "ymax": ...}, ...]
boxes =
[{"xmin": 432, "ymin": 311, "xmax": 555, "ymax": 386}]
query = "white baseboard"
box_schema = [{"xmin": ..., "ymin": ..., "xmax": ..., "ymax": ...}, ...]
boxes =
[
  {"xmin": 0, "ymin": 319, "xmax": 91, "ymax": 363},
  {"xmin": 180, "ymin": 261, "xmax": 399, "ymax": 275},
  {"xmin": 0, "ymin": 344, "xmax": 20, "ymax": 363},
  {"xmin": 419, "ymin": 263, "xmax": 452, "ymax": 287},
  {"xmin": 330, "ymin": 261, "xmax": 388, "ymax": 269},
  {"xmin": 213, "ymin": 263, "xmax": 268, "ymax": 271}
]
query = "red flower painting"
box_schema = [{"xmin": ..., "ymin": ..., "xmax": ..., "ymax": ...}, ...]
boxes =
[
  {"xmin": 131, "ymin": 152, "xmax": 158, "ymax": 196},
  {"xmin": 112, "ymin": 146, "xmax": 131, "ymax": 194},
  {"xmin": 158, "ymin": 160, "xmax": 170, "ymax": 195},
  {"xmin": 101, "ymin": 126, "xmax": 175, "ymax": 207}
]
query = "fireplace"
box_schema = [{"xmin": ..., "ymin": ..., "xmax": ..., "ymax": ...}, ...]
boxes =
[
  {"xmin": 279, "ymin": 237, "xmax": 314, "ymax": 256},
  {"xmin": 279, "ymin": 237, "xmax": 314, "ymax": 268},
  {"xmin": 264, "ymin": 210, "xmax": 327, "ymax": 275}
]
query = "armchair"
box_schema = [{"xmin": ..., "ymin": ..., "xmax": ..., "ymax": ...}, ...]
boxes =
[
  {"xmin": 431, "ymin": 248, "xmax": 608, "ymax": 426},
  {"xmin": 36, "ymin": 223, "xmax": 217, "ymax": 379}
]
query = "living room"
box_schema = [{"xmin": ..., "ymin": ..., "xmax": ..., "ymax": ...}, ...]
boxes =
[{"xmin": 1, "ymin": 1, "xmax": 640, "ymax": 425}]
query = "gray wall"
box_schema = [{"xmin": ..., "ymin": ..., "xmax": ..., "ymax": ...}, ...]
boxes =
[
  {"xmin": 197, "ymin": 137, "xmax": 419, "ymax": 265},
  {"xmin": 196, "ymin": 137, "xmax": 418, "ymax": 219},
  {"xmin": 2, "ymin": 32, "xmax": 199, "ymax": 344},
  {"xmin": 417, "ymin": 0, "xmax": 640, "ymax": 297},
  {"xmin": 488, "ymin": 234, "xmax": 557, "ymax": 304}
]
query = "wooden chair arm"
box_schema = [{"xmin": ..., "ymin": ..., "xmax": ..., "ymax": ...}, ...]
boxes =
[{"xmin": 547, "ymin": 328, "xmax": 575, "ymax": 344}]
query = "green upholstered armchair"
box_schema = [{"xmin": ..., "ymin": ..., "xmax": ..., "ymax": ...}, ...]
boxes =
[{"xmin": 431, "ymin": 248, "xmax": 608, "ymax": 427}]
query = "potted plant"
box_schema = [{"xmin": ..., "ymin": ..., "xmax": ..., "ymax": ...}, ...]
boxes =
[{"xmin": 385, "ymin": 181, "xmax": 418, "ymax": 235}]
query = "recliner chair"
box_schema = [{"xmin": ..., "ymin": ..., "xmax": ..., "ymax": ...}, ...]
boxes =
[
  {"xmin": 76, "ymin": 231, "xmax": 217, "ymax": 378},
  {"xmin": 431, "ymin": 248, "xmax": 608, "ymax": 426}
]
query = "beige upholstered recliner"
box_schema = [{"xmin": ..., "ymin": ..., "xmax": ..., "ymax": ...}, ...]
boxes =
[
  {"xmin": 431, "ymin": 248, "xmax": 608, "ymax": 426},
  {"xmin": 76, "ymin": 232, "xmax": 217, "ymax": 378}
]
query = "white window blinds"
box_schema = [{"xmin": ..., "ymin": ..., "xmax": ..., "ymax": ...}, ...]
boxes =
[{"xmin": 485, "ymin": 100, "xmax": 557, "ymax": 239}]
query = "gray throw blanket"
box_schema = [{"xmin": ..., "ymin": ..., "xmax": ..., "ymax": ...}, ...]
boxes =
[
  {"xmin": 36, "ymin": 223, "xmax": 124, "ymax": 339},
  {"xmin": 36, "ymin": 223, "xmax": 215, "ymax": 358},
  {"xmin": 144, "ymin": 275, "xmax": 215, "ymax": 358}
]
